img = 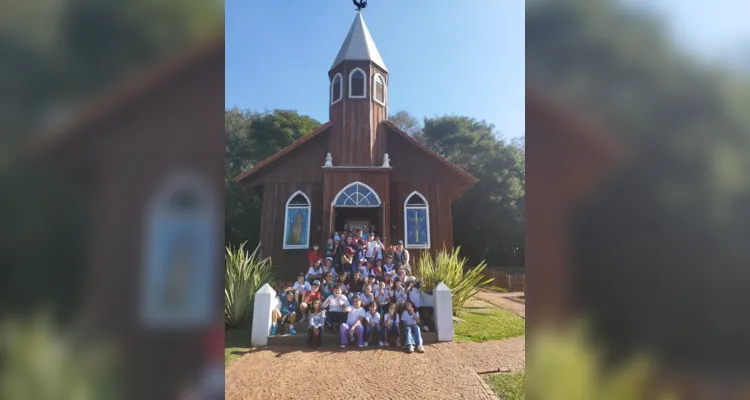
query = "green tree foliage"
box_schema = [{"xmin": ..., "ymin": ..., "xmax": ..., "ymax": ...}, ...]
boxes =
[
  {"xmin": 225, "ymin": 109, "xmax": 322, "ymax": 248},
  {"xmin": 389, "ymin": 112, "xmax": 526, "ymax": 266},
  {"xmin": 527, "ymin": 0, "xmax": 750, "ymax": 371}
]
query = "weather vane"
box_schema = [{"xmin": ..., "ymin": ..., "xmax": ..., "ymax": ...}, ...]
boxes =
[{"xmin": 353, "ymin": 0, "xmax": 367, "ymax": 11}]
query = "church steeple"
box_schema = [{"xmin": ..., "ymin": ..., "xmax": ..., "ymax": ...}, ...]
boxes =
[
  {"xmin": 330, "ymin": 12, "xmax": 387, "ymax": 73},
  {"xmin": 328, "ymin": 12, "xmax": 389, "ymax": 166}
]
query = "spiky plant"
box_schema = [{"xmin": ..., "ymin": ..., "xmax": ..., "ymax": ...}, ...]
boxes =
[
  {"xmin": 415, "ymin": 246, "xmax": 493, "ymax": 315},
  {"xmin": 224, "ymin": 242, "xmax": 275, "ymax": 328}
]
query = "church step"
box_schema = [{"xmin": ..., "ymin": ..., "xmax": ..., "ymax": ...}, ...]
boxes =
[{"xmin": 268, "ymin": 326, "xmax": 437, "ymax": 348}]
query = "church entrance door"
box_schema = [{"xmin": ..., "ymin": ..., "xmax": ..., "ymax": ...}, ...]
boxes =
[{"xmin": 331, "ymin": 182, "xmax": 383, "ymax": 238}]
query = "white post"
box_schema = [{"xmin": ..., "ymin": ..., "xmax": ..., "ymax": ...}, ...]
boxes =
[
  {"xmin": 251, "ymin": 283, "xmax": 276, "ymax": 347},
  {"xmin": 434, "ymin": 282, "xmax": 454, "ymax": 342}
]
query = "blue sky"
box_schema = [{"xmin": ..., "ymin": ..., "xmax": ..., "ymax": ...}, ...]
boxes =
[{"xmin": 225, "ymin": 1, "xmax": 525, "ymax": 140}]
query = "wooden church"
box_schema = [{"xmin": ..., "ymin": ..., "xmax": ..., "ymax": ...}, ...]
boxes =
[{"xmin": 235, "ymin": 13, "xmax": 478, "ymax": 280}]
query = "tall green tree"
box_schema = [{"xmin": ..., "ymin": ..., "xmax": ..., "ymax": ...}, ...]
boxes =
[{"xmin": 225, "ymin": 109, "xmax": 322, "ymax": 249}]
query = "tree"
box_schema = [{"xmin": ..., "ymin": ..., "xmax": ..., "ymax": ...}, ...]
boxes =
[
  {"xmin": 388, "ymin": 111, "xmax": 423, "ymax": 137},
  {"xmin": 225, "ymin": 109, "xmax": 322, "ymax": 249}
]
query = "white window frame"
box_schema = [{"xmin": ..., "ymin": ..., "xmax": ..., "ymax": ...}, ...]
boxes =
[
  {"xmin": 330, "ymin": 73, "xmax": 343, "ymax": 105},
  {"xmin": 333, "ymin": 181, "xmax": 381, "ymax": 208},
  {"xmin": 348, "ymin": 68, "xmax": 367, "ymax": 99},
  {"xmin": 283, "ymin": 190, "xmax": 311, "ymax": 249},
  {"xmin": 373, "ymin": 73, "xmax": 386, "ymax": 106},
  {"xmin": 403, "ymin": 191, "xmax": 430, "ymax": 249}
]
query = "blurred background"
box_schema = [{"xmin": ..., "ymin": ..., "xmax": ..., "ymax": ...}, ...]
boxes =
[
  {"xmin": 527, "ymin": 0, "xmax": 750, "ymax": 398},
  {"xmin": 0, "ymin": 1, "xmax": 223, "ymax": 399}
]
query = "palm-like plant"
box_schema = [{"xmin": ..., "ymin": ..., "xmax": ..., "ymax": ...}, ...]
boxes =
[
  {"xmin": 225, "ymin": 242, "xmax": 274, "ymax": 328},
  {"xmin": 415, "ymin": 246, "xmax": 493, "ymax": 315}
]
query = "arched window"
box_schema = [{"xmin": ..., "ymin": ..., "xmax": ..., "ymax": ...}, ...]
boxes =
[
  {"xmin": 373, "ymin": 74, "xmax": 386, "ymax": 105},
  {"xmin": 349, "ymin": 68, "xmax": 366, "ymax": 98},
  {"xmin": 404, "ymin": 191, "xmax": 430, "ymax": 249},
  {"xmin": 283, "ymin": 191, "xmax": 311, "ymax": 249},
  {"xmin": 333, "ymin": 182, "xmax": 381, "ymax": 207},
  {"xmin": 142, "ymin": 172, "xmax": 218, "ymax": 328},
  {"xmin": 331, "ymin": 73, "xmax": 343, "ymax": 105}
]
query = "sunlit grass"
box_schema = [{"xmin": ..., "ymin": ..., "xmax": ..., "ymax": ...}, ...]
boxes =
[
  {"xmin": 454, "ymin": 307, "xmax": 525, "ymax": 342},
  {"xmin": 485, "ymin": 372, "xmax": 525, "ymax": 400},
  {"xmin": 225, "ymin": 328, "xmax": 252, "ymax": 366}
]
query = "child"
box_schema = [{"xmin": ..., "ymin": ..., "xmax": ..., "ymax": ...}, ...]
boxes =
[
  {"xmin": 383, "ymin": 255, "xmax": 396, "ymax": 277},
  {"xmin": 307, "ymin": 298, "xmax": 326, "ymax": 349},
  {"xmin": 360, "ymin": 284, "xmax": 375, "ymax": 309},
  {"xmin": 401, "ymin": 300, "xmax": 425, "ymax": 353},
  {"xmin": 364, "ymin": 300, "xmax": 382, "ymax": 347},
  {"xmin": 365, "ymin": 275, "xmax": 377, "ymax": 295},
  {"xmin": 323, "ymin": 287, "xmax": 350, "ymax": 330},
  {"xmin": 322, "ymin": 257, "xmax": 337, "ymax": 281},
  {"xmin": 324, "ymin": 238, "xmax": 334, "ymax": 259},
  {"xmin": 407, "ymin": 277, "xmax": 432, "ymax": 331},
  {"xmin": 383, "ymin": 302, "xmax": 400, "ymax": 347},
  {"xmin": 376, "ymin": 281, "xmax": 390, "ymax": 314},
  {"xmin": 270, "ymin": 290, "xmax": 297, "ymax": 335},
  {"xmin": 341, "ymin": 247, "xmax": 354, "ymax": 276},
  {"xmin": 322, "ymin": 272, "xmax": 335, "ymax": 299},
  {"xmin": 359, "ymin": 259, "xmax": 371, "ymax": 280},
  {"xmin": 383, "ymin": 273, "xmax": 394, "ymax": 289},
  {"xmin": 392, "ymin": 277, "xmax": 408, "ymax": 312},
  {"xmin": 340, "ymin": 295, "xmax": 366, "ymax": 348},
  {"xmin": 308, "ymin": 244, "xmax": 321, "ymax": 268},
  {"xmin": 394, "ymin": 265, "xmax": 407, "ymax": 282},
  {"xmin": 347, "ymin": 271, "xmax": 365, "ymax": 302},
  {"xmin": 306, "ymin": 259, "xmax": 324, "ymax": 282},
  {"xmin": 300, "ymin": 280, "xmax": 322, "ymax": 319},
  {"xmin": 337, "ymin": 272, "xmax": 350, "ymax": 296},
  {"xmin": 292, "ymin": 273, "xmax": 312, "ymax": 310},
  {"xmin": 371, "ymin": 259, "xmax": 384, "ymax": 281}
]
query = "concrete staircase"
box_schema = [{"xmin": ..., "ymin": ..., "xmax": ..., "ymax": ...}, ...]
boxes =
[{"xmin": 268, "ymin": 321, "xmax": 437, "ymax": 348}]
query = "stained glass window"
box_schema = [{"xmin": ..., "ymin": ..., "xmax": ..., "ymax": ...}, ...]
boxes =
[
  {"xmin": 333, "ymin": 182, "xmax": 381, "ymax": 207},
  {"xmin": 284, "ymin": 191, "xmax": 311, "ymax": 249},
  {"xmin": 404, "ymin": 192, "xmax": 430, "ymax": 248}
]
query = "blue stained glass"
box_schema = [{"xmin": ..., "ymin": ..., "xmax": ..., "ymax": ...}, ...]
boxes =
[
  {"xmin": 405, "ymin": 208, "xmax": 429, "ymax": 247},
  {"xmin": 285, "ymin": 207, "xmax": 309, "ymax": 246}
]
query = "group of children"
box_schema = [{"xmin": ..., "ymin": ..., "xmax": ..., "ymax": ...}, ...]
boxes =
[{"xmin": 270, "ymin": 228, "xmax": 432, "ymax": 354}]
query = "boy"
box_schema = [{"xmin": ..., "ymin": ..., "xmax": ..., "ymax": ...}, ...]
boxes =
[
  {"xmin": 300, "ymin": 280, "xmax": 322, "ymax": 320},
  {"xmin": 270, "ymin": 290, "xmax": 297, "ymax": 335},
  {"xmin": 292, "ymin": 273, "xmax": 312, "ymax": 312},
  {"xmin": 323, "ymin": 286, "xmax": 350, "ymax": 330}
]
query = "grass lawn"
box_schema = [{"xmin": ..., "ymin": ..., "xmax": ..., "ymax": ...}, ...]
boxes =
[
  {"xmin": 454, "ymin": 306, "xmax": 525, "ymax": 342},
  {"xmin": 485, "ymin": 372, "xmax": 525, "ymax": 400},
  {"xmin": 483, "ymin": 285, "xmax": 508, "ymax": 293},
  {"xmin": 225, "ymin": 327, "xmax": 252, "ymax": 366}
]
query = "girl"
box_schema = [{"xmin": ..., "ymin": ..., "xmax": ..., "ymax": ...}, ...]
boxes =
[
  {"xmin": 377, "ymin": 281, "xmax": 391, "ymax": 316},
  {"xmin": 401, "ymin": 300, "xmax": 424, "ymax": 353},
  {"xmin": 332, "ymin": 236, "xmax": 343, "ymax": 274},
  {"xmin": 383, "ymin": 255, "xmax": 396, "ymax": 277},
  {"xmin": 383, "ymin": 273, "xmax": 394, "ymax": 291},
  {"xmin": 364, "ymin": 301, "xmax": 382, "ymax": 347},
  {"xmin": 322, "ymin": 272, "xmax": 335, "ymax": 299},
  {"xmin": 306, "ymin": 259, "xmax": 324, "ymax": 282},
  {"xmin": 270, "ymin": 290, "xmax": 297, "ymax": 335},
  {"xmin": 322, "ymin": 257, "xmax": 336, "ymax": 281},
  {"xmin": 341, "ymin": 247, "xmax": 354, "ymax": 276},
  {"xmin": 342, "ymin": 223, "xmax": 351, "ymax": 236},
  {"xmin": 347, "ymin": 271, "xmax": 365, "ymax": 302},
  {"xmin": 337, "ymin": 272, "xmax": 350, "ymax": 296},
  {"xmin": 308, "ymin": 244, "xmax": 321, "ymax": 268},
  {"xmin": 360, "ymin": 284, "xmax": 375, "ymax": 309},
  {"xmin": 394, "ymin": 265, "xmax": 407, "ymax": 282},
  {"xmin": 392, "ymin": 277, "xmax": 408, "ymax": 313},
  {"xmin": 359, "ymin": 259, "xmax": 371, "ymax": 280},
  {"xmin": 365, "ymin": 275, "xmax": 378, "ymax": 296},
  {"xmin": 300, "ymin": 280, "xmax": 322, "ymax": 318},
  {"xmin": 307, "ymin": 298, "xmax": 326, "ymax": 349},
  {"xmin": 341, "ymin": 295, "xmax": 366, "ymax": 348},
  {"xmin": 383, "ymin": 302, "xmax": 400, "ymax": 347},
  {"xmin": 323, "ymin": 286, "xmax": 350, "ymax": 330},
  {"xmin": 371, "ymin": 259, "xmax": 384, "ymax": 281}
]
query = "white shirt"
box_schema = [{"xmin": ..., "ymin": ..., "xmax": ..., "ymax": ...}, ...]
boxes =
[
  {"xmin": 305, "ymin": 266, "xmax": 323, "ymax": 280},
  {"xmin": 360, "ymin": 292, "xmax": 375, "ymax": 306},
  {"xmin": 393, "ymin": 287, "xmax": 408, "ymax": 303},
  {"xmin": 346, "ymin": 307, "xmax": 366, "ymax": 326},
  {"xmin": 365, "ymin": 311, "xmax": 381, "ymax": 325},
  {"xmin": 359, "ymin": 265, "xmax": 369, "ymax": 279},
  {"xmin": 384, "ymin": 312, "xmax": 400, "ymax": 328},
  {"xmin": 408, "ymin": 287, "xmax": 422, "ymax": 308},
  {"xmin": 293, "ymin": 281, "xmax": 311, "ymax": 293},
  {"xmin": 378, "ymin": 288, "xmax": 391, "ymax": 303},
  {"xmin": 401, "ymin": 310, "xmax": 420, "ymax": 327},
  {"xmin": 365, "ymin": 240, "xmax": 377, "ymax": 258},
  {"xmin": 324, "ymin": 294, "xmax": 350, "ymax": 312},
  {"xmin": 383, "ymin": 263, "xmax": 396, "ymax": 275}
]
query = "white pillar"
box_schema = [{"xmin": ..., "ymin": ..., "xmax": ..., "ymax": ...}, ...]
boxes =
[
  {"xmin": 434, "ymin": 282, "xmax": 454, "ymax": 342},
  {"xmin": 251, "ymin": 283, "xmax": 277, "ymax": 347}
]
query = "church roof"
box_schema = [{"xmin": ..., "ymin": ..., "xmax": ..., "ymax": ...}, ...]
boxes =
[{"xmin": 331, "ymin": 12, "xmax": 387, "ymax": 72}]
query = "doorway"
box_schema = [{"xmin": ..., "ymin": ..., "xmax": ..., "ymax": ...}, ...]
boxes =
[{"xmin": 333, "ymin": 207, "xmax": 381, "ymax": 236}]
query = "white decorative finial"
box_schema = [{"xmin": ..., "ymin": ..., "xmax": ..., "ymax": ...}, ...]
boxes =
[
  {"xmin": 382, "ymin": 153, "xmax": 391, "ymax": 168},
  {"xmin": 324, "ymin": 152, "xmax": 333, "ymax": 167}
]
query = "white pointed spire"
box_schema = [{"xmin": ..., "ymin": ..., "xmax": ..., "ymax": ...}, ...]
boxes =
[{"xmin": 331, "ymin": 12, "xmax": 387, "ymax": 72}]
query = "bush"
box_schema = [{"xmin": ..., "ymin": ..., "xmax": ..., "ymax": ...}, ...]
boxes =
[
  {"xmin": 225, "ymin": 242, "xmax": 274, "ymax": 328},
  {"xmin": 415, "ymin": 246, "xmax": 493, "ymax": 315}
]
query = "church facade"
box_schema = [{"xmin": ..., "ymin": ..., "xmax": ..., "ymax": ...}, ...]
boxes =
[{"xmin": 235, "ymin": 13, "xmax": 477, "ymax": 280}]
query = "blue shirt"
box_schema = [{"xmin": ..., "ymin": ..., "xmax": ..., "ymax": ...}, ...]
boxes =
[{"xmin": 280, "ymin": 297, "xmax": 297, "ymax": 316}]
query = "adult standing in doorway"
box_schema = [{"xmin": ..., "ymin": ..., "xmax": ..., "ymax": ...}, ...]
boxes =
[{"xmin": 393, "ymin": 240, "xmax": 411, "ymax": 275}]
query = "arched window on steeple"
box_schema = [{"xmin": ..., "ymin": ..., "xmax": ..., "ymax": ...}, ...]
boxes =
[
  {"xmin": 331, "ymin": 73, "xmax": 343, "ymax": 105},
  {"xmin": 349, "ymin": 68, "xmax": 366, "ymax": 98},
  {"xmin": 373, "ymin": 73, "xmax": 386, "ymax": 105}
]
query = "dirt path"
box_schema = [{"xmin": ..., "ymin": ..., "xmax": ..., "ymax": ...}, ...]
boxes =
[{"xmin": 473, "ymin": 290, "xmax": 525, "ymax": 318}]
